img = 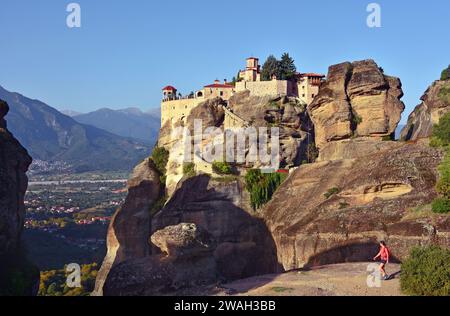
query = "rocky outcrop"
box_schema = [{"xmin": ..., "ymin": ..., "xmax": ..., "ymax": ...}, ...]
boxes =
[
  {"xmin": 400, "ymin": 79, "xmax": 450, "ymax": 141},
  {"xmin": 102, "ymin": 175, "xmax": 280, "ymax": 295},
  {"xmin": 262, "ymin": 141, "xmax": 449, "ymax": 270},
  {"xmin": 0, "ymin": 99, "xmax": 38, "ymax": 295},
  {"xmin": 308, "ymin": 60, "xmax": 405, "ymax": 161},
  {"xmin": 93, "ymin": 158, "xmax": 161, "ymax": 296},
  {"xmin": 158, "ymin": 98, "xmax": 225, "ymax": 196},
  {"xmin": 228, "ymin": 91, "xmax": 314, "ymax": 167}
]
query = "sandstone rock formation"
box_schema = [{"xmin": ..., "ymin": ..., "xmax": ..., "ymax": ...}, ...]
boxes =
[
  {"xmin": 228, "ymin": 91, "xmax": 314, "ymax": 167},
  {"xmin": 262, "ymin": 141, "xmax": 449, "ymax": 270},
  {"xmin": 102, "ymin": 175, "xmax": 280, "ymax": 295},
  {"xmin": 0, "ymin": 99, "xmax": 38, "ymax": 295},
  {"xmin": 308, "ymin": 60, "xmax": 405, "ymax": 161},
  {"xmin": 93, "ymin": 158, "xmax": 161, "ymax": 295},
  {"xmin": 400, "ymin": 78, "xmax": 450, "ymax": 141}
]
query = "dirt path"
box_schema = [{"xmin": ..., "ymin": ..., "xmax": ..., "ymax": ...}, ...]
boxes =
[{"xmin": 215, "ymin": 263, "xmax": 403, "ymax": 296}]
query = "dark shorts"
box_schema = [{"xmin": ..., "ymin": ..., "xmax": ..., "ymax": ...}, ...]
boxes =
[{"xmin": 380, "ymin": 260, "xmax": 387, "ymax": 265}]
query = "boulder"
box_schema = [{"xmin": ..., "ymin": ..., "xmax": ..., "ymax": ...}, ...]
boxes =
[{"xmin": 150, "ymin": 223, "xmax": 215, "ymax": 258}]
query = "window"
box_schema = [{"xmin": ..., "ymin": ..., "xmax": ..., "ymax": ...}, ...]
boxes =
[
  {"xmin": 312, "ymin": 94, "xmax": 315, "ymax": 98},
  {"xmin": 220, "ymin": 91, "xmax": 224, "ymax": 96},
  {"xmin": 302, "ymin": 86, "xmax": 305, "ymax": 89},
  {"xmin": 302, "ymin": 94, "xmax": 305, "ymax": 97}
]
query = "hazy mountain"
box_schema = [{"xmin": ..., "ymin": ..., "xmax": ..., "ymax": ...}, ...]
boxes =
[
  {"xmin": 60, "ymin": 109, "xmax": 83, "ymax": 117},
  {"xmin": 73, "ymin": 107, "xmax": 160, "ymax": 144},
  {"xmin": 0, "ymin": 85, "xmax": 151, "ymax": 174}
]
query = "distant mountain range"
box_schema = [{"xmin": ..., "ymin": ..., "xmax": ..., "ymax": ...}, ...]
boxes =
[
  {"xmin": 0, "ymin": 85, "xmax": 155, "ymax": 174},
  {"xmin": 72, "ymin": 107, "xmax": 160, "ymax": 144}
]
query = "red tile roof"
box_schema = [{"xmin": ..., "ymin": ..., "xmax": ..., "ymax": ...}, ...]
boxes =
[
  {"xmin": 300, "ymin": 73, "xmax": 325, "ymax": 78},
  {"xmin": 162, "ymin": 85, "xmax": 177, "ymax": 91},
  {"xmin": 204, "ymin": 83, "xmax": 234, "ymax": 89}
]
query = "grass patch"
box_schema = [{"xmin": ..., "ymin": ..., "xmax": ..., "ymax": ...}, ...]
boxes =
[
  {"xmin": 271, "ymin": 286, "xmax": 294, "ymax": 293},
  {"xmin": 324, "ymin": 187, "xmax": 340, "ymax": 200}
]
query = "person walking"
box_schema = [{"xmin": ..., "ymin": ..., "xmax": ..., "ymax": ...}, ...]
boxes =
[{"xmin": 373, "ymin": 241, "xmax": 390, "ymax": 280}]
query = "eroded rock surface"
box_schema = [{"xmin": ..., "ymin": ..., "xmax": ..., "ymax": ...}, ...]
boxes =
[
  {"xmin": 0, "ymin": 99, "xmax": 38, "ymax": 295},
  {"xmin": 308, "ymin": 60, "xmax": 405, "ymax": 161},
  {"xmin": 93, "ymin": 158, "xmax": 161, "ymax": 295},
  {"xmin": 400, "ymin": 79, "xmax": 450, "ymax": 140},
  {"xmin": 102, "ymin": 175, "xmax": 281, "ymax": 295},
  {"xmin": 262, "ymin": 141, "xmax": 449, "ymax": 270}
]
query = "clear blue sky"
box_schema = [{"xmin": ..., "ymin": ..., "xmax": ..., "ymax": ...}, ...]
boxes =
[{"xmin": 0, "ymin": 0, "xmax": 449, "ymax": 122}]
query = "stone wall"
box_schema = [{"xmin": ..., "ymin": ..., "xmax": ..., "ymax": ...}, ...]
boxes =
[
  {"xmin": 235, "ymin": 80, "xmax": 297, "ymax": 97},
  {"xmin": 161, "ymin": 98, "xmax": 204, "ymax": 126}
]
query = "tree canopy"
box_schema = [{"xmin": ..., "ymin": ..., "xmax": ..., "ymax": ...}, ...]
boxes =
[{"xmin": 260, "ymin": 53, "xmax": 297, "ymax": 81}]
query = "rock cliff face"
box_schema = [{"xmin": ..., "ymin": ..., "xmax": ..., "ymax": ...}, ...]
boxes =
[
  {"xmin": 400, "ymin": 79, "xmax": 450, "ymax": 141},
  {"xmin": 0, "ymin": 99, "xmax": 38, "ymax": 295},
  {"xmin": 97, "ymin": 60, "xmax": 449, "ymax": 296},
  {"xmin": 228, "ymin": 91, "xmax": 314, "ymax": 167},
  {"xmin": 0, "ymin": 100, "xmax": 31, "ymax": 254},
  {"xmin": 262, "ymin": 141, "xmax": 449, "ymax": 270},
  {"xmin": 102, "ymin": 175, "xmax": 280, "ymax": 295},
  {"xmin": 308, "ymin": 60, "xmax": 405, "ymax": 161},
  {"xmin": 93, "ymin": 158, "xmax": 161, "ymax": 295}
]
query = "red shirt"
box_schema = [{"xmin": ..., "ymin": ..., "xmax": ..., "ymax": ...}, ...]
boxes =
[{"xmin": 380, "ymin": 246, "xmax": 390, "ymax": 261}]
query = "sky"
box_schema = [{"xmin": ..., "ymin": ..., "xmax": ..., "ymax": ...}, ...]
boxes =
[{"xmin": 0, "ymin": 0, "xmax": 449, "ymax": 123}]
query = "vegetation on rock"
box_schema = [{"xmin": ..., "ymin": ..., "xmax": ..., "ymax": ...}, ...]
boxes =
[
  {"xmin": 324, "ymin": 187, "xmax": 340, "ymax": 199},
  {"xmin": 245, "ymin": 169, "xmax": 287, "ymax": 210},
  {"xmin": 183, "ymin": 162, "xmax": 196, "ymax": 178},
  {"xmin": 212, "ymin": 161, "xmax": 233, "ymax": 175},
  {"xmin": 430, "ymin": 112, "xmax": 450, "ymax": 213},
  {"xmin": 440, "ymin": 65, "xmax": 450, "ymax": 81},
  {"xmin": 400, "ymin": 246, "xmax": 450, "ymax": 296},
  {"xmin": 151, "ymin": 146, "xmax": 169, "ymax": 184}
]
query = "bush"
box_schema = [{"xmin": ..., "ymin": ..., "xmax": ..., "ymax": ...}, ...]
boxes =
[
  {"xmin": 431, "ymin": 198, "xmax": 450, "ymax": 214},
  {"xmin": 436, "ymin": 150, "xmax": 450, "ymax": 199},
  {"xmin": 245, "ymin": 169, "xmax": 287, "ymax": 210},
  {"xmin": 440, "ymin": 65, "xmax": 450, "ymax": 81},
  {"xmin": 183, "ymin": 163, "xmax": 195, "ymax": 177},
  {"xmin": 324, "ymin": 187, "xmax": 340, "ymax": 199},
  {"xmin": 212, "ymin": 161, "xmax": 232, "ymax": 175},
  {"xmin": 151, "ymin": 146, "xmax": 169, "ymax": 184},
  {"xmin": 400, "ymin": 246, "xmax": 450, "ymax": 296},
  {"xmin": 432, "ymin": 112, "xmax": 450, "ymax": 148}
]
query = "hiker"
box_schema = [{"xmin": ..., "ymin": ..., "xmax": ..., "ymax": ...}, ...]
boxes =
[{"xmin": 373, "ymin": 241, "xmax": 390, "ymax": 280}]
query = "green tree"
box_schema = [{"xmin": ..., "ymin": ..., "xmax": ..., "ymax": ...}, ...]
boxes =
[
  {"xmin": 245, "ymin": 169, "xmax": 287, "ymax": 210},
  {"xmin": 441, "ymin": 65, "xmax": 450, "ymax": 81},
  {"xmin": 151, "ymin": 146, "xmax": 169, "ymax": 184},
  {"xmin": 279, "ymin": 53, "xmax": 297, "ymax": 80},
  {"xmin": 261, "ymin": 55, "xmax": 280, "ymax": 81},
  {"xmin": 431, "ymin": 112, "xmax": 450, "ymax": 147}
]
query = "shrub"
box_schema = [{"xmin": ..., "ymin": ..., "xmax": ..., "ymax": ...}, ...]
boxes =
[
  {"xmin": 431, "ymin": 198, "xmax": 450, "ymax": 214},
  {"xmin": 245, "ymin": 169, "xmax": 287, "ymax": 210},
  {"xmin": 440, "ymin": 65, "xmax": 450, "ymax": 81},
  {"xmin": 151, "ymin": 146, "xmax": 169, "ymax": 184},
  {"xmin": 436, "ymin": 150, "xmax": 450, "ymax": 199},
  {"xmin": 183, "ymin": 162, "xmax": 195, "ymax": 178},
  {"xmin": 212, "ymin": 161, "xmax": 232, "ymax": 175},
  {"xmin": 432, "ymin": 112, "xmax": 450, "ymax": 148},
  {"xmin": 324, "ymin": 187, "xmax": 340, "ymax": 199},
  {"xmin": 400, "ymin": 246, "xmax": 450, "ymax": 296}
]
